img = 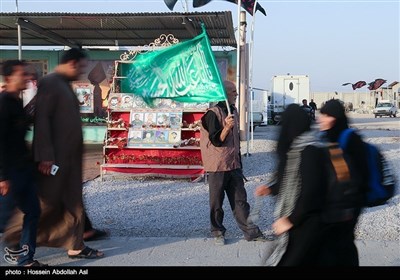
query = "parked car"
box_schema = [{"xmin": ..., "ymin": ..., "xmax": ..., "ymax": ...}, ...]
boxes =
[{"xmin": 373, "ymin": 101, "xmax": 397, "ymax": 118}]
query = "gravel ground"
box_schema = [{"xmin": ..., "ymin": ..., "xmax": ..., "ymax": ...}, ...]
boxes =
[{"xmin": 83, "ymin": 113, "xmax": 400, "ymax": 241}]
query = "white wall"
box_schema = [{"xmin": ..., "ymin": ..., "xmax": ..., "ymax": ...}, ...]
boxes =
[{"xmin": 312, "ymin": 89, "xmax": 398, "ymax": 110}]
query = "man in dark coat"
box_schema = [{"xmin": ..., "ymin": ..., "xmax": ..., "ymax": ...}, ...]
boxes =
[{"xmin": 4, "ymin": 49, "xmax": 104, "ymax": 259}]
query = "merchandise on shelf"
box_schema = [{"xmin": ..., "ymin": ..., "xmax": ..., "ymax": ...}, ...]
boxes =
[{"xmin": 102, "ymin": 92, "xmax": 208, "ymax": 179}]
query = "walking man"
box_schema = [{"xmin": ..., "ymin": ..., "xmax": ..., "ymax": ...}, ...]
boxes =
[
  {"xmin": 0, "ymin": 60, "xmax": 45, "ymax": 266},
  {"xmin": 3, "ymin": 49, "xmax": 104, "ymax": 259}
]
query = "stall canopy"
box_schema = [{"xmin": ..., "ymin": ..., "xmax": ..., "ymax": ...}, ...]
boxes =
[{"xmin": 0, "ymin": 11, "xmax": 236, "ymax": 48}]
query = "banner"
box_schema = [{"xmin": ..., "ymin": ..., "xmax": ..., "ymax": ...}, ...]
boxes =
[
  {"xmin": 120, "ymin": 26, "xmax": 226, "ymax": 106},
  {"xmin": 368, "ymin": 79, "xmax": 387, "ymax": 90},
  {"xmin": 220, "ymin": 0, "xmax": 266, "ymax": 16},
  {"xmin": 352, "ymin": 81, "xmax": 366, "ymax": 90},
  {"xmin": 164, "ymin": 0, "xmax": 266, "ymax": 16}
]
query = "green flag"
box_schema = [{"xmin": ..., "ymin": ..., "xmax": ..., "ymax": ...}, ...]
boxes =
[{"xmin": 120, "ymin": 26, "xmax": 226, "ymax": 106}]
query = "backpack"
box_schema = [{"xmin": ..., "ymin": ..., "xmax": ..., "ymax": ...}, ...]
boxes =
[{"xmin": 338, "ymin": 128, "xmax": 396, "ymax": 207}]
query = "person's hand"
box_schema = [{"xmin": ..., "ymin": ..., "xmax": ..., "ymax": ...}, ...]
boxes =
[
  {"xmin": 0, "ymin": 180, "xmax": 10, "ymax": 196},
  {"xmin": 272, "ymin": 217, "xmax": 293, "ymax": 235},
  {"xmin": 255, "ymin": 184, "xmax": 271, "ymax": 196},
  {"xmin": 38, "ymin": 161, "xmax": 54, "ymax": 176},
  {"xmin": 224, "ymin": 114, "xmax": 235, "ymax": 129}
]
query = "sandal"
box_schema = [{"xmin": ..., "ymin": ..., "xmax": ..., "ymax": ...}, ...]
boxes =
[
  {"xmin": 23, "ymin": 260, "xmax": 49, "ymax": 267},
  {"xmin": 68, "ymin": 246, "xmax": 104, "ymax": 259},
  {"xmin": 83, "ymin": 229, "xmax": 109, "ymax": 242}
]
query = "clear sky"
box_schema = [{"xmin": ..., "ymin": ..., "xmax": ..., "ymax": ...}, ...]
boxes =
[{"xmin": 1, "ymin": 0, "xmax": 399, "ymax": 93}]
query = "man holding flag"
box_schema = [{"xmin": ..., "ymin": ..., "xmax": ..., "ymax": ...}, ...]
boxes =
[
  {"xmin": 200, "ymin": 80, "xmax": 268, "ymax": 246},
  {"xmin": 120, "ymin": 25, "xmax": 268, "ymax": 245}
]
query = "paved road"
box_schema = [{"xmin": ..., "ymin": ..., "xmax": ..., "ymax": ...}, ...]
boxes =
[
  {"xmin": 1, "ymin": 237, "xmax": 399, "ymax": 267},
  {"xmin": 348, "ymin": 113, "xmax": 400, "ymax": 130}
]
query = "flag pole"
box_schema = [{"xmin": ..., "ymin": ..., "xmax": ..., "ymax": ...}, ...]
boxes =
[
  {"xmin": 236, "ymin": 0, "xmax": 241, "ymax": 94},
  {"xmin": 248, "ymin": 0, "xmax": 259, "ymax": 153},
  {"xmin": 236, "ymin": 0, "xmax": 241, "ymax": 111},
  {"xmin": 225, "ymin": 99, "xmax": 232, "ymax": 116}
]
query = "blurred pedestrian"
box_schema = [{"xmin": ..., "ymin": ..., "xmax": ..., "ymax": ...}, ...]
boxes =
[
  {"xmin": 255, "ymin": 104, "xmax": 326, "ymax": 266},
  {"xmin": 309, "ymin": 99, "xmax": 317, "ymax": 120},
  {"xmin": 309, "ymin": 99, "xmax": 317, "ymax": 111},
  {"xmin": 316, "ymin": 99, "xmax": 368, "ymax": 266},
  {"xmin": 17, "ymin": 62, "xmax": 106, "ymax": 244},
  {"xmin": 200, "ymin": 80, "xmax": 268, "ymax": 246},
  {"xmin": 300, "ymin": 99, "xmax": 313, "ymax": 120},
  {"xmin": 300, "ymin": 99, "xmax": 311, "ymax": 110},
  {"xmin": 83, "ymin": 215, "xmax": 109, "ymax": 242},
  {"xmin": 0, "ymin": 60, "xmax": 46, "ymax": 266},
  {"xmin": 3, "ymin": 49, "xmax": 104, "ymax": 259}
]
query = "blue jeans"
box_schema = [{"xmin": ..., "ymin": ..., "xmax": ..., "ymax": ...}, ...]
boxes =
[{"xmin": 0, "ymin": 165, "xmax": 40, "ymax": 266}]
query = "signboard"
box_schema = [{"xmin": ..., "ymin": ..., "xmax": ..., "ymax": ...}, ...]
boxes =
[{"xmin": 72, "ymin": 82, "xmax": 95, "ymax": 113}]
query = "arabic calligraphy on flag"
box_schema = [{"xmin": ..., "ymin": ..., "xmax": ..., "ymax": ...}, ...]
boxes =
[{"xmin": 119, "ymin": 26, "xmax": 226, "ymax": 106}]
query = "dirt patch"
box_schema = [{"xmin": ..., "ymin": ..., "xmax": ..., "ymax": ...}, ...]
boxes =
[{"xmin": 83, "ymin": 144, "xmax": 103, "ymax": 182}]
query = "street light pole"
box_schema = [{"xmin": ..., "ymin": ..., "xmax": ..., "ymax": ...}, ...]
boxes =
[
  {"xmin": 247, "ymin": 0, "xmax": 259, "ymax": 154},
  {"xmin": 238, "ymin": 11, "xmax": 247, "ymax": 142}
]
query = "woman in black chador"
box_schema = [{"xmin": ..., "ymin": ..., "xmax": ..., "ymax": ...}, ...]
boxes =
[{"xmin": 255, "ymin": 104, "xmax": 327, "ymax": 266}]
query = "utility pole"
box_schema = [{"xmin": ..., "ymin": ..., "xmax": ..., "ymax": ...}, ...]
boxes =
[
  {"xmin": 239, "ymin": 11, "xmax": 248, "ymax": 141},
  {"xmin": 16, "ymin": 0, "xmax": 22, "ymax": 60}
]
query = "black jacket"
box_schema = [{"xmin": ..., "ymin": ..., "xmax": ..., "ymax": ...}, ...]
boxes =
[{"xmin": 0, "ymin": 92, "xmax": 32, "ymax": 181}]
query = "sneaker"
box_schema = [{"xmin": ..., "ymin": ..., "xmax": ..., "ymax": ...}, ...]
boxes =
[{"xmin": 214, "ymin": 235, "xmax": 225, "ymax": 246}]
